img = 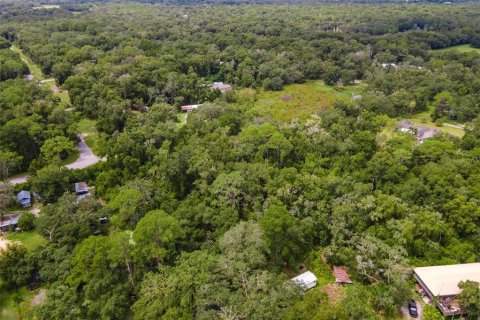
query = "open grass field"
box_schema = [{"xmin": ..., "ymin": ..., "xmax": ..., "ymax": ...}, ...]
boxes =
[
  {"xmin": 433, "ymin": 44, "xmax": 480, "ymax": 54},
  {"xmin": 6, "ymin": 232, "xmax": 47, "ymax": 252},
  {"xmin": 249, "ymin": 80, "xmax": 364, "ymax": 122}
]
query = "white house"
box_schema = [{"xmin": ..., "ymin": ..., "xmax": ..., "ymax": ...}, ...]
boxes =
[{"xmin": 291, "ymin": 271, "xmax": 317, "ymax": 290}]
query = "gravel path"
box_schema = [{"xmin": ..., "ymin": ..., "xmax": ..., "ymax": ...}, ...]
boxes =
[{"xmin": 65, "ymin": 134, "xmax": 101, "ymax": 170}]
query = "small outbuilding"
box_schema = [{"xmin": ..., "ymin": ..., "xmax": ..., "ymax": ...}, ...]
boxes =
[
  {"xmin": 75, "ymin": 182, "xmax": 90, "ymax": 200},
  {"xmin": 291, "ymin": 271, "xmax": 317, "ymax": 290},
  {"xmin": 333, "ymin": 266, "xmax": 353, "ymax": 284},
  {"xmin": 180, "ymin": 104, "xmax": 203, "ymax": 113},
  {"xmin": 17, "ymin": 191, "xmax": 32, "ymax": 208}
]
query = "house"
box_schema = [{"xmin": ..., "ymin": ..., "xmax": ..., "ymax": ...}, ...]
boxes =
[
  {"xmin": 333, "ymin": 266, "xmax": 353, "ymax": 284},
  {"xmin": 0, "ymin": 213, "xmax": 21, "ymax": 232},
  {"xmin": 180, "ymin": 104, "xmax": 203, "ymax": 113},
  {"xmin": 397, "ymin": 120, "xmax": 440, "ymax": 142},
  {"xmin": 17, "ymin": 191, "xmax": 32, "ymax": 208},
  {"xmin": 414, "ymin": 263, "xmax": 480, "ymax": 316},
  {"xmin": 417, "ymin": 127, "xmax": 440, "ymax": 143},
  {"xmin": 211, "ymin": 82, "xmax": 232, "ymax": 93},
  {"xmin": 75, "ymin": 182, "xmax": 90, "ymax": 200},
  {"xmin": 291, "ymin": 271, "xmax": 317, "ymax": 290}
]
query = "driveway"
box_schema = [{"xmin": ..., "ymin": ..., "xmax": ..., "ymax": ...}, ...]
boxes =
[
  {"xmin": 65, "ymin": 134, "xmax": 101, "ymax": 170},
  {"xmin": 6, "ymin": 175, "xmax": 30, "ymax": 185},
  {"xmin": 401, "ymin": 300, "xmax": 423, "ymax": 319},
  {"xmin": 4, "ymin": 135, "xmax": 101, "ymax": 185}
]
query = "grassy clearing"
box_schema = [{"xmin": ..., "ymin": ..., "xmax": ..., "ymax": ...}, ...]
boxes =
[
  {"xmin": 77, "ymin": 118, "xmax": 97, "ymax": 134},
  {"xmin": 11, "ymin": 46, "xmax": 70, "ymax": 107},
  {"xmin": 433, "ymin": 44, "xmax": 480, "ymax": 54},
  {"xmin": 6, "ymin": 232, "xmax": 47, "ymax": 252},
  {"xmin": 10, "ymin": 45, "xmax": 43, "ymax": 80},
  {"xmin": 248, "ymin": 80, "xmax": 363, "ymax": 122},
  {"xmin": 61, "ymin": 149, "xmax": 80, "ymax": 166}
]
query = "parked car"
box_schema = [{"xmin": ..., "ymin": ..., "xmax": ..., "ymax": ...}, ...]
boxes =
[{"xmin": 408, "ymin": 300, "xmax": 418, "ymax": 318}]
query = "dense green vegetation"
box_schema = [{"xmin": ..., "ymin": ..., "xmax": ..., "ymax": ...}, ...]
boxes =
[{"xmin": 0, "ymin": 1, "xmax": 480, "ymax": 319}]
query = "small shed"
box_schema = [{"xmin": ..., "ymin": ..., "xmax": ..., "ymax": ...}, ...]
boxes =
[
  {"xmin": 291, "ymin": 271, "xmax": 317, "ymax": 290},
  {"xmin": 333, "ymin": 266, "xmax": 353, "ymax": 284},
  {"xmin": 17, "ymin": 191, "xmax": 32, "ymax": 208},
  {"xmin": 75, "ymin": 182, "xmax": 90, "ymax": 200}
]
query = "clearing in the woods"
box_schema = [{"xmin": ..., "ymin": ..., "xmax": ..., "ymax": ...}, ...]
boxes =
[{"xmin": 248, "ymin": 80, "xmax": 364, "ymax": 122}]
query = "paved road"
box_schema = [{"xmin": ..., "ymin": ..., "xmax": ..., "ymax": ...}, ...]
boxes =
[
  {"xmin": 65, "ymin": 134, "xmax": 101, "ymax": 169},
  {"xmin": 7, "ymin": 175, "xmax": 30, "ymax": 185},
  {"xmin": 4, "ymin": 135, "xmax": 101, "ymax": 185}
]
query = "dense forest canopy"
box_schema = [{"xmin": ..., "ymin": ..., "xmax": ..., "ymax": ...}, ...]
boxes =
[{"xmin": 0, "ymin": 1, "xmax": 480, "ymax": 319}]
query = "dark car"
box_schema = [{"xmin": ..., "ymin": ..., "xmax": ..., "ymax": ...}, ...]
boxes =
[{"xmin": 408, "ymin": 300, "xmax": 418, "ymax": 318}]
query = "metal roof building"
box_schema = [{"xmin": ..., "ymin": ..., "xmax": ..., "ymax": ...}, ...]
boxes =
[{"xmin": 414, "ymin": 263, "xmax": 480, "ymax": 316}]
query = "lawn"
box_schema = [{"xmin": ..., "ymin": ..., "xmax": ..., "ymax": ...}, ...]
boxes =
[
  {"xmin": 433, "ymin": 44, "xmax": 480, "ymax": 54},
  {"xmin": 408, "ymin": 118, "xmax": 464, "ymax": 138},
  {"xmin": 61, "ymin": 149, "xmax": 80, "ymax": 166},
  {"xmin": 404, "ymin": 104, "xmax": 464, "ymax": 138},
  {"xmin": 6, "ymin": 232, "xmax": 47, "ymax": 251},
  {"xmin": 248, "ymin": 80, "xmax": 364, "ymax": 122}
]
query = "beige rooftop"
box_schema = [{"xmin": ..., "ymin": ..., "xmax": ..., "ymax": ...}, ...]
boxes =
[{"xmin": 414, "ymin": 263, "xmax": 480, "ymax": 296}]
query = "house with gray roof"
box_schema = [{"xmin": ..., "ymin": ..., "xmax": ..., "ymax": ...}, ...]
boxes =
[{"xmin": 17, "ymin": 191, "xmax": 31, "ymax": 208}]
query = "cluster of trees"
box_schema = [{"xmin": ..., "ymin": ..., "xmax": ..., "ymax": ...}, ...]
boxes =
[
  {"xmin": 1, "ymin": 1, "xmax": 480, "ymax": 320},
  {"xmin": 0, "ymin": 78, "xmax": 78, "ymax": 176},
  {"xmin": 1, "ymin": 1, "xmax": 478, "ymax": 117},
  {"xmin": 362, "ymin": 50, "xmax": 480, "ymax": 120}
]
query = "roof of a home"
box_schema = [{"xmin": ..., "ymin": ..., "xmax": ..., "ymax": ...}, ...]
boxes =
[
  {"xmin": 75, "ymin": 182, "xmax": 89, "ymax": 193},
  {"xmin": 333, "ymin": 266, "xmax": 353, "ymax": 284},
  {"xmin": 17, "ymin": 190, "xmax": 31, "ymax": 200},
  {"xmin": 211, "ymin": 82, "xmax": 232, "ymax": 92},
  {"xmin": 414, "ymin": 263, "xmax": 480, "ymax": 296},
  {"xmin": 180, "ymin": 104, "xmax": 202, "ymax": 111},
  {"xmin": 0, "ymin": 213, "xmax": 21, "ymax": 228},
  {"xmin": 291, "ymin": 271, "xmax": 317, "ymax": 284}
]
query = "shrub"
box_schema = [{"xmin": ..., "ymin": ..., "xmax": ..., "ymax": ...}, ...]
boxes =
[{"xmin": 17, "ymin": 212, "xmax": 36, "ymax": 231}]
